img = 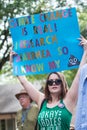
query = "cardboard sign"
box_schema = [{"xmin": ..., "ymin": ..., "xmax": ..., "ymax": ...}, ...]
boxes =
[{"xmin": 9, "ymin": 7, "xmax": 83, "ymax": 75}]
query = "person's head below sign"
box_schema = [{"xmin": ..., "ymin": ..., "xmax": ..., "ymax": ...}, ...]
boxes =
[
  {"xmin": 15, "ymin": 89, "xmax": 39, "ymax": 130},
  {"xmin": 15, "ymin": 89, "xmax": 32, "ymax": 109},
  {"xmin": 10, "ymin": 36, "xmax": 87, "ymax": 130}
]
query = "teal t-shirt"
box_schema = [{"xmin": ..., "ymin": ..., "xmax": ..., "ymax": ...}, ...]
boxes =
[{"xmin": 38, "ymin": 100, "xmax": 72, "ymax": 130}]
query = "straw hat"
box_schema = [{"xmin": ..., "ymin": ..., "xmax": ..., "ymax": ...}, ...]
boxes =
[{"xmin": 15, "ymin": 89, "xmax": 28, "ymax": 99}]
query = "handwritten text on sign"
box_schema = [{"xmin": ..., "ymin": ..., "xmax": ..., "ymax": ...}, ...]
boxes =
[{"xmin": 9, "ymin": 7, "xmax": 83, "ymax": 75}]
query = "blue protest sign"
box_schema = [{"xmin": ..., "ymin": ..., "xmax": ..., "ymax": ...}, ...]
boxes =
[{"xmin": 9, "ymin": 7, "xmax": 83, "ymax": 75}]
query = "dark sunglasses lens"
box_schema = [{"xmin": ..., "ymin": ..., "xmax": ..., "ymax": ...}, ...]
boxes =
[
  {"xmin": 47, "ymin": 79, "xmax": 62, "ymax": 86},
  {"xmin": 55, "ymin": 79, "xmax": 62, "ymax": 85},
  {"xmin": 47, "ymin": 80, "xmax": 53, "ymax": 86}
]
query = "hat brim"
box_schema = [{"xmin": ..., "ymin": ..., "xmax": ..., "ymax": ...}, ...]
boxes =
[{"xmin": 15, "ymin": 92, "xmax": 28, "ymax": 99}]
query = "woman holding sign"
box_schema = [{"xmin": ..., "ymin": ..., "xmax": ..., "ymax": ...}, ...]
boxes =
[{"xmin": 10, "ymin": 36, "xmax": 87, "ymax": 130}]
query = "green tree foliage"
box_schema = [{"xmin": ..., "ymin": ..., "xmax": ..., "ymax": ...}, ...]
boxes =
[{"xmin": 78, "ymin": 7, "xmax": 87, "ymax": 38}]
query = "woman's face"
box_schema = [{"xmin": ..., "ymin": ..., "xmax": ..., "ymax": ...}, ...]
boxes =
[{"xmin": 47, "ymin": 73, "xmax": 62, "ymax": 94}]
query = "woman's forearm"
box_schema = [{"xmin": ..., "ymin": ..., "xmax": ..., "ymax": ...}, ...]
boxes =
[{"xmin": 17, "ymin": 75, "xmax": 44, "ymax": 105}]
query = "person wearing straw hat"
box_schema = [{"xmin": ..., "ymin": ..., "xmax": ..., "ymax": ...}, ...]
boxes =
[{"xmin": 15, "ymin": 89, "xmax": 39, "ymax": 130}]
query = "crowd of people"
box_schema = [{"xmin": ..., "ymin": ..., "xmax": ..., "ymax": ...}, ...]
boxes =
[{"xmin": 10, "ymin": 35, "xmax": 87, "ymax": 130}]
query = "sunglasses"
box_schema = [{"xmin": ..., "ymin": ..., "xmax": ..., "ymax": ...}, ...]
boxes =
[{"xmin": 47, "ymin": 79, "xmax": 62, "ymax": 86}]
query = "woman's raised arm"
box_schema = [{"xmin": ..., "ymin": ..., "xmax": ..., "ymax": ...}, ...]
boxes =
[
  {"xmin": 17, "ymin": 76, "xmax": 45, "ymax": 107},
  {"xmin": 65, "ymin": 36, "xmax": 87, "ymax": 110},
  {"xmin": 10, "ymin": 51, "xmax": 45, "ymax": 108}
]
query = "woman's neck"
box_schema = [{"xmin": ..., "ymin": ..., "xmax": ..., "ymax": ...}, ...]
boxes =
[{"xmin": 50, "ymin": 93, "xmax": 60, "ymax": 103}]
